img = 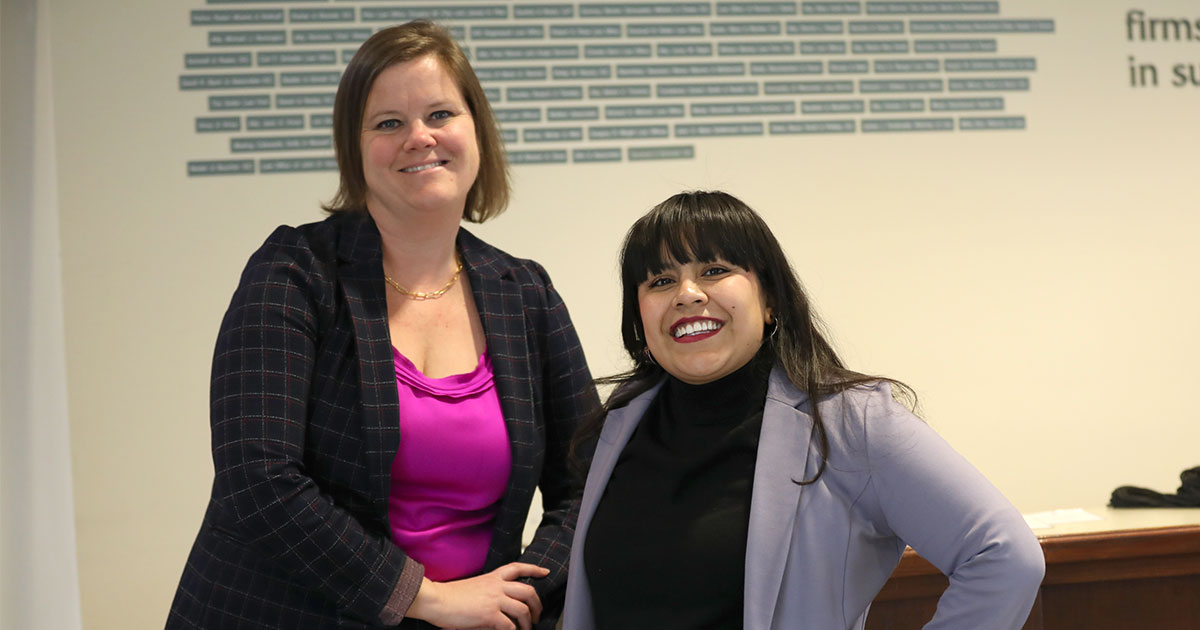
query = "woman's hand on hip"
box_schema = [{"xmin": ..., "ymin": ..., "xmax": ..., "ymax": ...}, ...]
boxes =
[{"xmin": 407, "ymin": 562, "xmax": 549, "ymax": 630}]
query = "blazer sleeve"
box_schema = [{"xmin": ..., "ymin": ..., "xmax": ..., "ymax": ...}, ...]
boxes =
[
  {"xmin": 208, "ymin": 225, "xmax": 412, "ymax": 624},
  {"xmin": 515, "ymin": 263, "xmax": 600, "ymax": 617},
  {"xmin": 857, "ymin": 384, "xmax": 1045, "ymax": 630}
]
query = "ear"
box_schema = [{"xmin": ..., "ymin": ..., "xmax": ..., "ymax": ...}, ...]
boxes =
[{"xmin": 764, "ymin": 306, "xmax": 774, "ymax": 324}]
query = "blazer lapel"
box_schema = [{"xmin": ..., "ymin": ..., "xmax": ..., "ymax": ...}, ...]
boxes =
[
  {"xmin": 744, "ymin": 367, "xmax": 813, "ymax": 630},
  {"xmin": 337, "ymin": 214, "xmax": 401, "ymax": 519},
  {"xmin": 458, "ymin": 230, "xmax": 539, "ymax": 568},
  {"xmin": 566, "ymin": 381, "xmax": 663, "ymax": 630},
  {"xmin": 575, "ymin": 382, "xmax": 663, "ymax": 535}
]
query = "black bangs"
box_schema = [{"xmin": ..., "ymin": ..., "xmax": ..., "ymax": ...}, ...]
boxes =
[{"xmin": 620, "ymin": 191, "xmax": 771, "ymax": 287}]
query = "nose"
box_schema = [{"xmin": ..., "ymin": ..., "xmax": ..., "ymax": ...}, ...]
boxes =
[
  {"xmin": 674, "ymin": 278, "xmax": 707, "ymax": 308},
  {"xmin": 402, "ymin": 120, "xmax": 435, "ymax": 151}
]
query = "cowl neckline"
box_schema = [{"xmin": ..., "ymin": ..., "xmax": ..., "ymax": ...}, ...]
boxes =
[{"xmin": 392, "ymin": 347, "xmax": 494, "ymax": 398}]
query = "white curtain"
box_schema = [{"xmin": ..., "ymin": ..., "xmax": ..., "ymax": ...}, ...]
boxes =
[{"xmin": 1, "ymin": 0, "xmax": 84, "ymax": 627}]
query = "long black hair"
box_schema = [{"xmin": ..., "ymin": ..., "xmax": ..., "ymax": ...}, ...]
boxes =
[{"xmin": 570, "ymin": 190, "xmax": 914, "ymax": 483}]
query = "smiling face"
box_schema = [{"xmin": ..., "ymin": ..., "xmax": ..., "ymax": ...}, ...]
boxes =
[
  {"xmin": 359, "ymin": 55, "xmax": 480, "ymax": 223},
  {"xmin": 638, "ymin": 258, "xmax": 772, "ymax": 385}
]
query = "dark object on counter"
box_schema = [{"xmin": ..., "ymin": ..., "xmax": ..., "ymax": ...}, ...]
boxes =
[{"xmin": 1110, "ymin": 466, "xmax": 1200, "ymax": 507}]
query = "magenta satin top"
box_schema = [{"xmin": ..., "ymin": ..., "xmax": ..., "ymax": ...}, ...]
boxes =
[{"xmin": 388, "ymin": 348, "xmax": 511, "ymax": 581}]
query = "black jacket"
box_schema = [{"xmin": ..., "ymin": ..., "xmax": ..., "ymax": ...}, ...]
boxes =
[{"xmin": 168, "ymin": 212, "xmax": 597, "ymax": 628}]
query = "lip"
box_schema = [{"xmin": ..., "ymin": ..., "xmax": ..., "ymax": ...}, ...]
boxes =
[
  {"xmin": 399, "ymin": 159, "xmax": 448, "ymax": 174},
  {"xmin": 670, "ymin": 316, "xmax": 723, "ymax": 343}
]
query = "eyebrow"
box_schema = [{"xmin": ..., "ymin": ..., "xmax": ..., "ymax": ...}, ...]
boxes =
[
  {"xmin": 365, "ymin": 99, "xmax": 462, "ymax": 117},
  {"xmin": 364, "ymin": 109, "xmax": 403, "ymax": 121}
]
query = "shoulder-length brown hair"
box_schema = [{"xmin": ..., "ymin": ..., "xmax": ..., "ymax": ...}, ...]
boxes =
[{"xmin": 323, "ymin": 21, "xmax": 509, "ymax": 222}]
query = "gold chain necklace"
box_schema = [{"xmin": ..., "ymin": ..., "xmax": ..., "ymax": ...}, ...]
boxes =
[{"xmin": 384, "ymin": 256, "xmax": 463, "ymax": 301}]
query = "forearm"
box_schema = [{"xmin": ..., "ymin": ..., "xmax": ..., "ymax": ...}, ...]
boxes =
[
  {"xmin": 211, "ymin": 463, "xmax": 409, "ymax": 621},
  {"xmin": 924, "ymin": 510, "xmax": 1044, "ymax": 629}
]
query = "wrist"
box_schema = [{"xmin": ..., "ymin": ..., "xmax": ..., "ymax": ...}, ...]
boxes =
[
  {"xmin": 379, "ymin": 558, "xmax": 426, "ymax": 625},
  {"xmin": 406, "ymin": 578, "xmax": 442, "ymax": 622}
]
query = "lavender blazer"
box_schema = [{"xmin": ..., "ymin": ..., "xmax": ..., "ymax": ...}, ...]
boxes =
[
  {"xmin": 563, "ymin": 369, "xmax": 1044, "ymax": 630},
  {"xmin": 169, "ymin": 212, "xmax": 597, "ymax": 629}
]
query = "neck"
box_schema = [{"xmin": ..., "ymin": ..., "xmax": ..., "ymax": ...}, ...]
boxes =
[
  {"xmin": 370, "ymin": 205, "xmax": 463, "ymax": 288},
  {"xmin": 665, "ymin": 346, "xmax": 773, "ymax": 426}
]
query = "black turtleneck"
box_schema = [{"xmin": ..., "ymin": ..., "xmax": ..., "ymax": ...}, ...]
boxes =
[{"xmin": 584, "ymin": 350, "xmax": 772, "ymax": 629}]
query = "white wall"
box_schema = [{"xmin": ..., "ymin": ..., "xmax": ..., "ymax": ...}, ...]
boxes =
[{"xmin": 29, "ymin": 0, "xmax": 1200, "ymax": 627}]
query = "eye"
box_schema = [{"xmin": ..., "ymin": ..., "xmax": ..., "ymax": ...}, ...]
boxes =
[
  {"xmin": 374, "ymin": 119, "xmax": 401, "ymax": 131},
  {"xmin": 429, "ymin": 110, "xmax": 453, "ymax": 121},
  {"xmin": 701, "ymin": 265, "xmax": 730, "ymax": 277},
  {"xmin": 646, "ymin": 276, "xmax": 675, "ymax": 289}
]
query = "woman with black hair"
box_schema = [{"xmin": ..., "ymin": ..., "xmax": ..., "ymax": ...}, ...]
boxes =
[{"xmin": 562, "ymin": 191, "xmax": 1043, "ymax": 630}]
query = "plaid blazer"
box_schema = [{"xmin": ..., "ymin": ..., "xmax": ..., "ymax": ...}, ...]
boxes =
[{"xmin": 168, "ymin": 212, "xmax": 598, "ymax": 629}]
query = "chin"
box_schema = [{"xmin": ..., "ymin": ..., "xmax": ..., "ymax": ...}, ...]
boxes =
[
  {"xmin": 407, "ymin": 192, "xmax": 468, "ymax": 213},
  {"xmin": 675, "ymin": 367, "xmax": 723, "ymax": 385}
]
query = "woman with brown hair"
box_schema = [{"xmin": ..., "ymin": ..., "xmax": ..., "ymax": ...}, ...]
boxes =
[{"xmin": 168, "ymin": 21, "xmax": 596, "ymax": 630}]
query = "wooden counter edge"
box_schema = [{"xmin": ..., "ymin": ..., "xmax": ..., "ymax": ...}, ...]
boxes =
[{"xmin": 874, "ymin": 524, "xmax": 1200, "ymax": 600}]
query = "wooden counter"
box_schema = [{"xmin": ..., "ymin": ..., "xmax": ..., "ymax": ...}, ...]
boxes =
[{"xmin": 865, "ymin": 507, "xmax": 1200, "ymax": 630}]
